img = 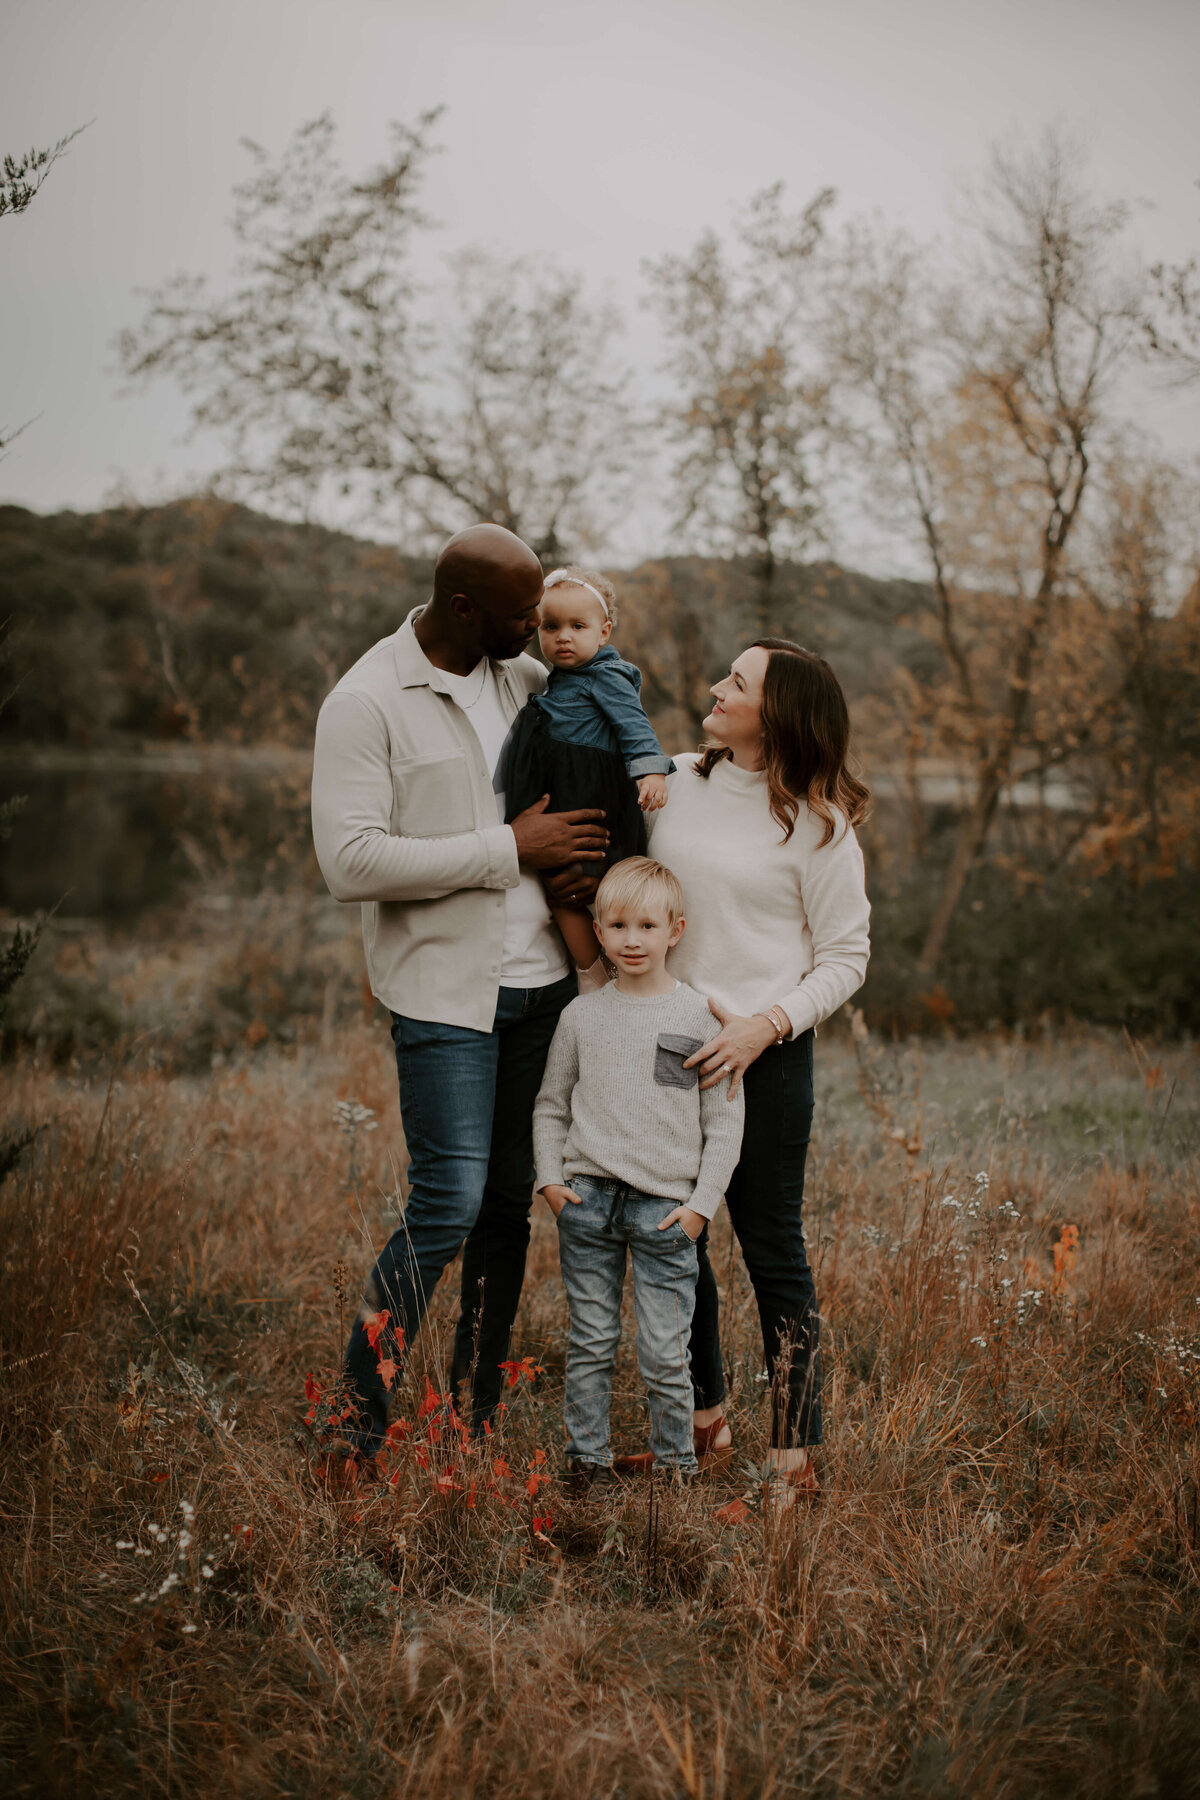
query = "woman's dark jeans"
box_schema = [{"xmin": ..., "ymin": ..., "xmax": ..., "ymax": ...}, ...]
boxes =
[{"xmin": 688, "ymin": 1028, "xmax": 820, "ymax": 1448}]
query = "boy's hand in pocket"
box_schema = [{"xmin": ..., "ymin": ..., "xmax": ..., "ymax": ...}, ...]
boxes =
[
  {"xmin": 659, "ymin": 1204, "xmax": 705, "ymax": 1240},
  {"xmin": 541, "ymin": 1183, "xmax": 583, "ymax": 1217}
]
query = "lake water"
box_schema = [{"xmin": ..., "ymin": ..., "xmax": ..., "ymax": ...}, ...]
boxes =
[{"xmin": 0, "ymin": 749, "xmax": 316, "ymax": 919}]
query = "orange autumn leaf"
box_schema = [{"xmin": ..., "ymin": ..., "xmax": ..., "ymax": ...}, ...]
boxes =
[
  {"xmin": 363, "ymin": 1310, "xmax": 390, "ymax": 1351},
  {"xmin": 1052, "ymin": 1223, "xmax": 1080, "ymax": 1295}
]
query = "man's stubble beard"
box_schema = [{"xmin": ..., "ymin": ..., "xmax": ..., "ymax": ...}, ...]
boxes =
[{"xmin": 478, "ymin": 622, "xmax": 537, "ymax": 662}]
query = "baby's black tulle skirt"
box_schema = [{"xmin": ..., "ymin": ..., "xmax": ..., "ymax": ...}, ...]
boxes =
[{"xmin": 501, "ymin": 704, "xmax": 647, "ymax": 874}]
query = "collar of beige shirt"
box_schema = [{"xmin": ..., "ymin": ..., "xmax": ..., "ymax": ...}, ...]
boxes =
[{"xmin": 393, "ymin": 605, "xmax": 527, "ymax": 705}]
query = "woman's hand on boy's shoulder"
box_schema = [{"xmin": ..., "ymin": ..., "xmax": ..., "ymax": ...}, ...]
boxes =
[
  {"xmin": 684, "ymin": 998, "xmax": 776, "ymax": 1099},
  {"xmin": 540, "ymin": 1183, "xmax": 583, "ymax": 1217}
]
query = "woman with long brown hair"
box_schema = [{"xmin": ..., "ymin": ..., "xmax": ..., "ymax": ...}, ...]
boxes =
[{"xmin": 643, "ymin": 638, "xmax": 871, "ymax": 1512}]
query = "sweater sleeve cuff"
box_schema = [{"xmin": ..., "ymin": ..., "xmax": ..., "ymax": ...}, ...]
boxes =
[
  {"xmin": 687, "ymin": 1185, "xmax": 724, "ymax": 1221},
  {"xmin": 775, "ymin": 988, "xmax": 815, "ymax": 1039},
  {"xmin": 535, "ymin": 1159, "xmax": 565, "ymax": 1191}
]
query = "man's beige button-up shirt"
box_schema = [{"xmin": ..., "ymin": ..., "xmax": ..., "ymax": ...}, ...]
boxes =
[{"xmin": 311, "ymin": 608, "xmax": 549, "ymax": 1031}]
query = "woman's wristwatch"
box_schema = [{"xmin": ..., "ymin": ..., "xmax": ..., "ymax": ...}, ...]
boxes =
[{"xmin": 756, "ymin": 1006, "xmax": 790, "ymax": 1046}]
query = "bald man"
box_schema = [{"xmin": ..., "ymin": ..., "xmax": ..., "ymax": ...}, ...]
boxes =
[{"xmin": 312, "ymin": 524, "xmax": 609, "ymax": 1457}]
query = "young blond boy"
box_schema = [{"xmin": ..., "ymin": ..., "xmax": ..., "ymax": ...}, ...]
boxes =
[{"xmin": 533, "ymin": 857, "xmax": 744, "ymax": 1478}]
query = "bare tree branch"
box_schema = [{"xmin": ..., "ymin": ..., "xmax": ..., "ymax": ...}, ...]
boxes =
[{"xmin": 646, "ymin": 185, "xmax": 835, "ymax": 632}]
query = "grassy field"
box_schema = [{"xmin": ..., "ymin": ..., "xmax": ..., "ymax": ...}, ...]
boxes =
[{"xmin": 1, "ymin": 1017, "xmax": 1197, "ymax": 1798}]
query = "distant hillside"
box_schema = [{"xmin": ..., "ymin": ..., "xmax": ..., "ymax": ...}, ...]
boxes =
[{"xmin": 0, "ymin": 498, "xmax": 933, "ymax": 748}]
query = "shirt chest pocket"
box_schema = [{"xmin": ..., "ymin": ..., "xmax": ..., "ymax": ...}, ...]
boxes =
[
  {"xmin": 654, "ymin": 1033, "xmax": 704, "ymax": 1089},
  {"xmin": 390, "ymin": 750, "xmax": 478, "ymax": 839}
]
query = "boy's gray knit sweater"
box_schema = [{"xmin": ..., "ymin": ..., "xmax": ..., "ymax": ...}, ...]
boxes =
[{"xmin": 533, "ymin": 981, "xmax": 745, "ymax": 1220}]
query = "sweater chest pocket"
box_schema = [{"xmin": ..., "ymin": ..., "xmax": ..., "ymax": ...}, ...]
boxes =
[
  {"xmin": 653, "ymin": 1033, "xmax": 704, "ymax": 1089},
  {"xmin": 390, "ymin": 750, "xmax": 477, "ymax": 838}
]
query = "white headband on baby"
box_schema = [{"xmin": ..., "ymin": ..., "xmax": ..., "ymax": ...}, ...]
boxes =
[{"xmin": 543, "ymin": 568, "xmax": 611, "ymax": 622}]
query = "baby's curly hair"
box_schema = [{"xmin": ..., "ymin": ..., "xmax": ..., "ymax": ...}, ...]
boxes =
[{"xmin": 543, "ymin": 565, "xmax": 618, "ymax": 629}]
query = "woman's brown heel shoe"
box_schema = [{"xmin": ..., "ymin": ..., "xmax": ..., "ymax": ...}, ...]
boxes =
[
  {"xmin": 694, "ymin": 1414, "xmax": 733, "ymax": 1472},
  {"xmin": 613, "ymin": 1415, "xmax": 733, "ymax": 1477},
  {"xmin": 612, "ymin": 1449, "xmax": 655, "ymax": 1474}
]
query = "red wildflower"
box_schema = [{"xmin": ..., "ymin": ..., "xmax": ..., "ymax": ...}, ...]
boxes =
[
  {"xmin": 304, "ymin": 1372, "xmax": 320, "ymax": 1404},
  {"xmin": 363, "ymin": 1310, "xmax": 390, "ymax": 1351},
  {"xmin": 492, "ymin": 1455, "xmax": 512, "ymax": 1480},
  {"xmin": 498, "ymin": 1356, "xmax": 544, "ymax": 1389},
  {"xmin": 418, "ymin": 1377, "xmax": 441, "ymax": 1419},
  {"xmin": 532, "ymin": 1513, "xmax": 553, "ymax": 1535},
  {"xmin": 434, "ymin": 1471, "xmax": 459, "ymax": 1497}
]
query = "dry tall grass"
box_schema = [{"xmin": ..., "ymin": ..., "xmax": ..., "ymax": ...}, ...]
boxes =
[{"xmin": 1, "ymin": 1020, "xmax": 1197, "ymax": 1798}]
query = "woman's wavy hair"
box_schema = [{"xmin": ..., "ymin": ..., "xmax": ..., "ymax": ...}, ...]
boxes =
[{"xmin": 695, "ymin": 639, "xmax": 870, "ymax": 847}]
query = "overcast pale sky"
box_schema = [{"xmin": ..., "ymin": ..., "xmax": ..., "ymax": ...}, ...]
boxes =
[{"xmin": 3, "ymin": 0, "xmax": 1197, "ymax": 565}]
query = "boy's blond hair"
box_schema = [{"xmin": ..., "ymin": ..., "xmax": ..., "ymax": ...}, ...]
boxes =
[{"xmin": 594, "ymin": 856, "xmax": 684, "ymax": 924}]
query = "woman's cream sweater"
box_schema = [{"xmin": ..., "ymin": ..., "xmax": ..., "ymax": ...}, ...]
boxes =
[{"xmin": 647, "ymin": 752, "xmax": 871, "ymax": 1038}]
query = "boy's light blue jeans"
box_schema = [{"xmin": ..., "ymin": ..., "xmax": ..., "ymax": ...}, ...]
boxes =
[{"xmin": 555, "ymin": 1175, "xmax": 699, "ymax": 1471}]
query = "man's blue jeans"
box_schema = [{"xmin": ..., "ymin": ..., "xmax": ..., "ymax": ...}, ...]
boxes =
[
  {"xmin": 555, "ymin": 1176, "xmax": 699, "ymax": 1471},
  {"xmin": 343, "ymin": 974, "xmax": 575, "ymax": 1454}
]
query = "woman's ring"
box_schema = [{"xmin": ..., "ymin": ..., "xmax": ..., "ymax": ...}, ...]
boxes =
[{"xmin": 721, "ymin": 1063, "xmax": 732, "ymax": 1073}]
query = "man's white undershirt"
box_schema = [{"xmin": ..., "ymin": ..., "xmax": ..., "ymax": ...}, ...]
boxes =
[{"xmin": 439, "ymin": 660, "xmax": 568, "ymax": 988}]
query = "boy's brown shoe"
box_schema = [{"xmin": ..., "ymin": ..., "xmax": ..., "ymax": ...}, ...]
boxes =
[{"xmin": 566, "ymin": 1457, "xmax": 615, "ymax": 1493}]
